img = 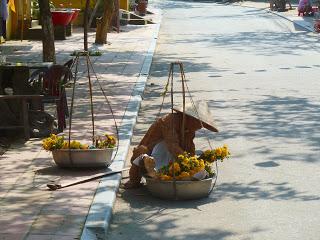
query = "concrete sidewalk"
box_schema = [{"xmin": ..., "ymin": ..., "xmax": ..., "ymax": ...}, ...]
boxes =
[
  {"xmin": 235, "ymin": 0, "xmax": 317, "ymax": 32},
  {"xmin": 0, "ymin": 9, "xmax": 161, "ymax": 240}
]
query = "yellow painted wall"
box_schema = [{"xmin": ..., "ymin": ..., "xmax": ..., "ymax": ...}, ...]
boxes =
[
  {"xmin": 52, "ymin": 0, "xmax": 128, "ymax": 10},
  {"xmin": 6, "ymin": 0, "xmax": 21, "ymax": 40},
  {"xmin": 120, "ymin": 0, "xmax": 129, "ymax": 11},
  {"xmin": 6, "ymin": 12, "xmax": 12, "ymax": 40},
  {"xmin": 3, "ymin": 0, "xmax": 130, "ymax": 40}
]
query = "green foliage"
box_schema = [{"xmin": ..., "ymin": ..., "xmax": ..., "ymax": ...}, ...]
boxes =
[
  {"xmin": 31, "ymin": 0, "xmax": 55, "ymax": 19},
  {"xmin": 70, "ymin": 50, "xmax": 102, "ymax": 56}
]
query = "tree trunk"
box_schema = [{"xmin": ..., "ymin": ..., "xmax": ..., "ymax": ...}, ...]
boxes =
[
  {"xmin": 112, "ymin": 0, "xmax": 120, "ymax": 33},
  {"xmin": 38, "ymin": 0, "xmax": 55, "ymax": 63},
  {"xmin": 89, "ymin": 0, "xmax": 103, "ymax": 29},
  {"xmin": 95, "ymin": 0, "xmax": 115, "ymax": 44}
]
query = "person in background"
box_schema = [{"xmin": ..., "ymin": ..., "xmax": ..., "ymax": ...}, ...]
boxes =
[
  {"xmin": 298, "ymin": 0, "xmax": 314, "ymax": 15},
  {"xmin": 0, "ymin": 0, "xmax": 8, "ymax": 41},
  {"xmin": 286, "ymin": 0, "xmax": 293, "ymax": 10}
]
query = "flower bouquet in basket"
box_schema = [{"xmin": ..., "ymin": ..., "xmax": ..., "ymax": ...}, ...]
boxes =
[
  {"xmin": 156, "ymin": 144, "xmax": 230, "ymax": 181},
  {"xmin": 42, "ymin": 134, "xmax": 117, "ymax": 168},
  {"xmin": 145, "ymin": 144, "xmax": 230, "ymax": 200}
]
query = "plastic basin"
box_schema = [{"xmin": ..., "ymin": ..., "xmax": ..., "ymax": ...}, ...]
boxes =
[
  {"xmin": 52, "ymin": 148, "xmax": 114, "ymax": 168},
  {"xmin": 51, "ymin": 10, "xmax": 74, "ymax": 26},
  {"xmin": 145, "ymin": 177, "xmax": 215, "ymax": 200},
  {"xmin": 70, "ymin": 9, "xmax": 80, "ymax": 22}
]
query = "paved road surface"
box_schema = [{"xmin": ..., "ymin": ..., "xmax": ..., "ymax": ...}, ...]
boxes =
[{"xmin": 107, "ymin": 1, "xmax": 320, "ymax": 239}]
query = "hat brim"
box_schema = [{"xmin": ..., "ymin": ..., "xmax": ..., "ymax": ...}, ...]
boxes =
[{"xmin": 173, "ymin": 108, "xmax": 218, "ymax": 132}]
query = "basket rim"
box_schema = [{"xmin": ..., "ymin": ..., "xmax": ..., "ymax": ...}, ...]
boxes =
[
  {"xmin": 145, "ymin": 176, "xmax": 215, "ymax": 184},
  {"xmin": 52, "ymin": 148, "xmax": 114, "ymax": 152}
]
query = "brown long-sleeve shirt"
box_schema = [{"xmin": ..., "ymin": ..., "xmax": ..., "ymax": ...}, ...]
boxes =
[{"xmin": 138, "ymin": 113, "xmax": 196, "ymax": 158}]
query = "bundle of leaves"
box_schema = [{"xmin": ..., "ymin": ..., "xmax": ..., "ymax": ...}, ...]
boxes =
[{"xmin": 70, "ymin": 50, "xmax": 102, "ymax": 56}]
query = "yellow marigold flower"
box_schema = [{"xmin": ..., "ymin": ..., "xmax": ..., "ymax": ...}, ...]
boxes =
[
  {"xmin": 107, "ymin": 135, "xmax": 116, "ymax": 145},
  {"xmin": 80, "ymin": 144, "xmax": 89, "ymax": 149},
  {"xmin": 182, "ymin": 158, "xmax": 189, "ymax": 163},
  {"xmin": 193, "ymin": 167, "xmax": 200, "ymax": 173},
  {"xmin": 193, "ymin": 159, "xmax": 199, "ymax": 167},
  {"xmin": 222, "ymin": 149, "xmax": 228, "ymax": 158},
  {"xmin": 70, "ymin": 140, "xmax": 81, "ymax": 149},
  {"xmin": 215, "ymin": 147, "xmax": 222, "ymax": 157},
  {"xmin": 179, "ymin": 171, "xmax": 190, "ymax": 179},
  {"xmin": 160, "ymin": 175, "xmax": 172, "ymax": 181},
  {"xmin": 204, "ymin": 150, "xmax": 211, "ymax": 156},
  {"xmin": 189, "ymin": 169, "xmax": 196, "ymax": 177},
  {"xmin": 42, "ymin": 138, "xmax": 55, "ymax": 151},
  {"xmin": 210, "ymin": 155, "xmax": 216, "ymax": 162},
  {"xmin": 199, "ymin": 159, "xmax": 205, "ymax": 169},
  {"xmin": 62, "ymin": 141, "xmax": 69, "ymax": 149},
  {"xmin": 50, "ymin": 134, "xmax": 57, "ymax": 139},
  {"xmin": 181, "ymin": 158, "xmax": 190, "ymax": 167},
  {"xmin": 169, "ymin": 162, "xmax": 181, "ymax": 175}
]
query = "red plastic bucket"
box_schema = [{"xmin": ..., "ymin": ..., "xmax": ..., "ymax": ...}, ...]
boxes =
[
  {"xmin": 70, "ymin": 8, "xmax": 80, "ymax": 22},
  {"xmin": 51, "ymin": 10, "xmax": 74, "ymax": 26}
]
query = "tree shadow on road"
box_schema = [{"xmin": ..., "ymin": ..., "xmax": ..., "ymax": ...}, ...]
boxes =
[
  {"xmin": 202, "ymin": 96, "xmax": 320, "ymax": 163},
  {"xmin": 107, "ymin": 175, "xmax": 318, "ymax": 239},
  {"xmin": 108, "ymin": 184, "xmax": 268, "ymax": 240}
]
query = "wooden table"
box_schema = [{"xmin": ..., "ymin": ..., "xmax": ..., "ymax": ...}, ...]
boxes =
[
  {"xmin": 0, "ymin": 62, "xmax": 53, "ymax": 69},
  {"xmin": 0, "ymin": 62, "xmax": 53, "ymax": 140},
  {"xmin": 0, "ymin": 95, "xmax": 44, "ymax": 140},
  {"xmin": 0, "ymin": 62, "xmax": 53, "ymax": 94}
]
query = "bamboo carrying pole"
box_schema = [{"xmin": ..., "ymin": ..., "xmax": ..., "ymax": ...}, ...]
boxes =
[
  {"xmin": 84, "ymin": 0, "xmax": 90, "ymax": 51},
  {"xmin": 47, "ymin": 167, "xmax": 130, "ymax": 190}
]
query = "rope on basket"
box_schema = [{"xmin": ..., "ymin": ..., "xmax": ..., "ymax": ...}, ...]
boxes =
[
  {"xmin": 67, "ymin": 51, "xmax": 119, "ymax": 166},
  {"xmin": 157, "ymin": 62, "xmax": 218, "ymax": 199},
  {"xmin": 180, "ymin": 63, "xmax": 219, "ymax": 193}
]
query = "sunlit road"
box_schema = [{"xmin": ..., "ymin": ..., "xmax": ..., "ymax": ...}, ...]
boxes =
[{"xmin": 107, "ymin": 1, "xmax": 320, "ymax": 239}]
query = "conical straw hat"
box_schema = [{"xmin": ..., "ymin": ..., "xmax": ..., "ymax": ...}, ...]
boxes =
[{"xmin": 173, "ymin": 101, "xmax": 218, "ymax": 132}]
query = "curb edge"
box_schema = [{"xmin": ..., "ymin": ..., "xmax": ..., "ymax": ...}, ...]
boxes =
[{"xmin": 80, "ymin": 11, "xmax": 162, "ymax": 240}]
